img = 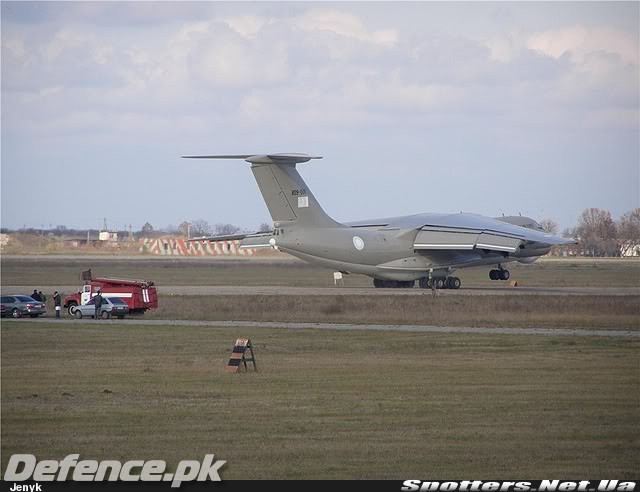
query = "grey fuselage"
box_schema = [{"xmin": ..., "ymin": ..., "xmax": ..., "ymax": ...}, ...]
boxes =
[{"xmin": 269, "ymin": 216, "xmax": 551, "ymax": 281}]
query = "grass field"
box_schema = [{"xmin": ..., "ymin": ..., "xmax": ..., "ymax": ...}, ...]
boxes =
[
  {"xmin": 1, "ymin": 321, "xmax": 638, "ymax": 479},
  {"xmin": 146, "ymin": 294, "xmax": 640, "ymax": 329},
  {"xmin": 2, "ymin": 256, "xmax": 639, "ymax": 288}
]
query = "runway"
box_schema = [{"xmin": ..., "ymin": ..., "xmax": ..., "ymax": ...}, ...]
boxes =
[
  {"xmin": 3, "ymin": 285, "xmax": 639, "ymax": 297},
  {"xmin": 10, "ymin": 317, "xmax": 639, "ymax": 337}
]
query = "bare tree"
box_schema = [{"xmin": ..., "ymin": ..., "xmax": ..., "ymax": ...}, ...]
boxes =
[
  {"xmin": 178, "ymin": 221, "xmax": 191, "ymax": 238},
  {"xmin": 191, "ymin": 219, "xmax": 211, "ymax": 237},
  {"xmin": 258, "ymin": 222, "xmax": 272, "ymax": 233},
  {"xmin": 141, "ymin": 222, "xmax": 154, "ymax": 235},
  {"xmin": 539, "ymin": 218, "xmax": 559, "ymax": 235},
  {"xmin": 617, "ymin": 208, "xmax": 640, "ymax": 256},
  {"xmin": 163, "ymin": 224, "xmax": 181, "ymax": 235},
  {"xmin": 213, "ymin": 223, "xmax": 241, "ymax": 235},
  {"xmin": 575, "ymin": 208, "xmax": 618, "ymax": 257}
]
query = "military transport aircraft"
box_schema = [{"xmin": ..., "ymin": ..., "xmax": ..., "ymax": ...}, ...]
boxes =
[{"xmin": 182, "ymin": 153, "xmax": 575, "ymax": 289}]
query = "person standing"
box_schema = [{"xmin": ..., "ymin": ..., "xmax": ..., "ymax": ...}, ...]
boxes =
[
  {"xmin": 53, "ymin": 291, "xmax": 62, "ymax": 319},
  {"xmin": 94, "ymin": 290, "xmax": 103, "ymax": 320},
  {"xmin": 39, "ymin": 291, "xmax": 47, "ymax": 304},
  {"xmin": 32, "ymin": 289, "xmax": 42, "ymax": 301}
]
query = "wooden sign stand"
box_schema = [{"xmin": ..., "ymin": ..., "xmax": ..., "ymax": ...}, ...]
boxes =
[{"xmin": 225, "ymin": 338, "xmax": 258, "ymax": 373}]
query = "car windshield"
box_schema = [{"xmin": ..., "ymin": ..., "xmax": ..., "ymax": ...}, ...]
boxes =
[
  {"xmin": 109, "ymin": 298, "xmax": 127, "ymax": 305},
  {"xmin": 16, "ymin": 296, "xmax": 36, "ymax": 302}
]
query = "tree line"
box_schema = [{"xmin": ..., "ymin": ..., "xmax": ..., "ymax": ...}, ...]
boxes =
[
  {"xmin": 556, "ymin": 208, "xmax": 639, "ymax": 257},
  {"xmin": 139, "ymin": 220, "xmax": 272, "ymax": 238}
]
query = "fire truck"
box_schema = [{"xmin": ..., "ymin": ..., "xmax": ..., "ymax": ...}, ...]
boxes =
[{"xmin": 63, "ymin": 270, "xmax": 158, "ymax": 315}]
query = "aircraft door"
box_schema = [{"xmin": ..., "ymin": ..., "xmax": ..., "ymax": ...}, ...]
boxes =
[{"xmin": 81, "ymin": 285, "xmax": 91, "ymax": 305}]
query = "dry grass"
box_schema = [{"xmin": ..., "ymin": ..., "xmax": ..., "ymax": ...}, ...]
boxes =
[
  {"xmin": 1, "ymin": 321, "xmax": 638, "ymax": 478},
  {"xmin": 2, "ymin": 256, "xmax": 639, "ymax": 287},
  {"xmin": 147, "ymin": 294, "xmax": 640, "ymax": 329}
]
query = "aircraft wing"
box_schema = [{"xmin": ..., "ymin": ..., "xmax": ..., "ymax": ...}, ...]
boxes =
[{"xmin": 348, "ymin": 212, "xmax": 575, "ymax": 253}]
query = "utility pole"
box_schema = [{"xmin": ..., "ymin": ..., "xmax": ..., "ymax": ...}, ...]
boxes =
[{"xmin": 187, "ymin": 222, "xmax": 192, "ymax": 239}]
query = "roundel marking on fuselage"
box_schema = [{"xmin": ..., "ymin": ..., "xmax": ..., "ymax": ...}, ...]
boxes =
[{"xmin": 353, "ymin": 236, "xmax": 365, "ymax": 251}]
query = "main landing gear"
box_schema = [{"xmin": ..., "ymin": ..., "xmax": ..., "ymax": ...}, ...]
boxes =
[
  {"xmin": 489, "ymin": 268, "xmax": 510, "ymax": 281},
  {"xmin": 418, "ymin": 276, "xmax": 461, "ymax": 290},
  {"xmin": 373, "ymin": 279, "xmax": 415, "ymax": 288}
]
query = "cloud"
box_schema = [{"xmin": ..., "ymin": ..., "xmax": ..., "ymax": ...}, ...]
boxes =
[
  {"xmin": 292, "ymin": 8, "xmax": 398, "ymax": 47},
  {"xmin": 224, "ymin": 15, "xmax": 269, "ymax": 39},
  {"xmin": 527, "ymin": 26, "xmax": 639, "ymax": 65},
  {"xmin": 2, "ymin": 5, "xmax": 638, "ymax": 139},
  {"xmin": 188, "ymin": 23, "xmax": 290, "ymax": 88}
]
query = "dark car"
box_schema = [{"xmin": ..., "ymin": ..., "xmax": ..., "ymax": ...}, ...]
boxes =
[
  {"xmin": 0, "ymin": 295, "xmax": 47, "ymax": 318},
  {"xmin": 71, "ymin": 296, "xmax": 129, "ymax": 319}
]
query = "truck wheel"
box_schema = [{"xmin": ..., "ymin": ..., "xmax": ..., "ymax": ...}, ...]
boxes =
[
  {"xmin": 74, "ymin": 310, "xmax": 83, "ymax": 319},
  {"xmin": 101, "ymin": 311, "xmax": 110, "ymax": 319},
  {"xmin": 67, "ymin": 303, "xmax": 77, "ymax": 315},
  {"xmin": 11, "ymin": 308, "xmax": 21, "ymax": 318}
]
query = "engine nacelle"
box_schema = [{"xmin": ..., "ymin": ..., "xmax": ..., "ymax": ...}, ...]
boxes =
[{"xmin": 517, "ymin": 256, "xmax": 539, "ymax": 264}]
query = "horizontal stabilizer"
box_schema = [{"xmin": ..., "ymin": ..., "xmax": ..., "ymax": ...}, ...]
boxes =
[
  {"xmin": 188, "ymin": 231, "xmax": 272, "ymax": 242},
  {"xmin": 182, "ymin": 153, "xmax": 322, "ymax": 164}
]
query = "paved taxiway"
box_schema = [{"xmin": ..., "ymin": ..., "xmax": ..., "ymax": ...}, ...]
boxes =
[
  {"xmin": 12, "ymin": 317, "xmax": 639, "ymax": 337},
  {"xmin": 3, "ymin": 285, "xmax": 639, "ymax": 297}
]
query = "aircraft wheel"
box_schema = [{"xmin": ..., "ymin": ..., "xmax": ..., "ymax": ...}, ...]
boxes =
[
  {"xmin": 500, "ymin": 270, "xmax": 510, "ymax": 281},
  {"xmin": 373, "ymin": 279, "xmax": 384, "ymax": 288},
  {"xmin": 435, "ymin": 278, "xmax": 445, "ymax": 289},
  {"xmin": 489, "ymin": 269, "xmax": 499, "ymax": 280},
  {"xmin": 418, "ymin": 278, "xmax": 428, "ymax": 289},
  {"xmin": 449, "ymin": 277, "xmax": 461, "ymax": 289}
]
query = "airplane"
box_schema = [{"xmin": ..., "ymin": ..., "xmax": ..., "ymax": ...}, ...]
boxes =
[{"xmin": 182, "ymin": 153, "xmax": 576, "ymax": 289}]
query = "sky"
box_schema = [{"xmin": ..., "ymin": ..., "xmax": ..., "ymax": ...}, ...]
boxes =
[{"xmin": 2, "ymin": 1, "xmax": 639, "ymax": 232}]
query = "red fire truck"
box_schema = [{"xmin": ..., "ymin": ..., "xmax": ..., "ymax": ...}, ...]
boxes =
[{"xmin": 63, "ymin": 270, "xmax": 158, "ymax": 315}]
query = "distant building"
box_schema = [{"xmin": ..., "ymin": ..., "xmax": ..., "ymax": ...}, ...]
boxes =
[{"xmin": 99, "ymin": 231, "xmax": 119, "ymax": 242}]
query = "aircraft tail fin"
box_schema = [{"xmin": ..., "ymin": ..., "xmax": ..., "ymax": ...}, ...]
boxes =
[{"xmin": 182, "ymin": 154, "xmax": 341, "ymax": 228}]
